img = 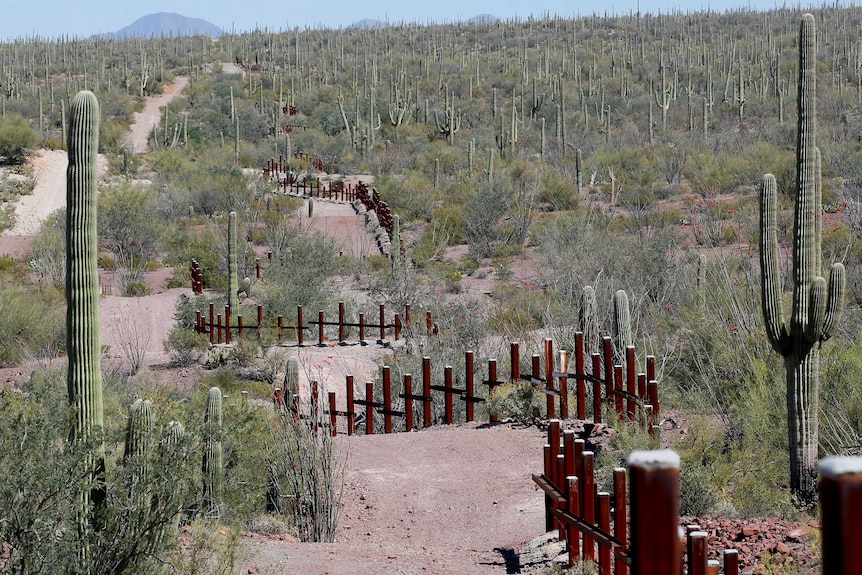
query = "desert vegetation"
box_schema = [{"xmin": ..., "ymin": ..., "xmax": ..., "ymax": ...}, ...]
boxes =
[{"xmin": 2, "ymin": 5, "xmax": 862, "ymax": 573}]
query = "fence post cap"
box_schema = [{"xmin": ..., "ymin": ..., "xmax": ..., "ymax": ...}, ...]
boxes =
[
  {"xmin": 627, "ymin": 449, "xmax": 680, "ymax": 470},
  {"xmin": 819, "ymin": 455, "xmax": 862, "ymax": 478}
]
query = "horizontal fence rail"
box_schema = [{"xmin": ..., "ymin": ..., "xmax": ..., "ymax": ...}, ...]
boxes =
[{"xmin": 194, "ymin": 302, "xmax": 437, "ymax": 346}]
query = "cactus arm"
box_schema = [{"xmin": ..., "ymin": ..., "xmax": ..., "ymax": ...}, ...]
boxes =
[
  {"xmin": 806, "ymin": 277, "xmax": 826, "ymax": 344},
  {"xmin": 759, "ymin": 174, "xmax": 788, "ymax": 351},
  {"xmin": 821, "ymin": 262, "xmax": 846, "ymax": 340},
  {"xmin": 202, "ymin": 387, "xmax": 223, "ymax": 516}
]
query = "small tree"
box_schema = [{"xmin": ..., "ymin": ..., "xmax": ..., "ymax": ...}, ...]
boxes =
[{"xmin": 0, "ymin": 113, "xmax": 40, "ymax": 164}]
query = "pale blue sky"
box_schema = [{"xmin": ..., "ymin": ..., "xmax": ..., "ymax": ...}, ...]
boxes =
[{"xmin": 1, "ymin": 0, "xmax": 817, "ymax": 40}]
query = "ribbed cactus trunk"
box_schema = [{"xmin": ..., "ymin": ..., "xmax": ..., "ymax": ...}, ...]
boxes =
[
  {"xmin": 613, "ymin": 289, "xmax": 633, "ymax": 363},
  {"xmin": 390, "ymin": 214, "xmax": 401, "ymax": 277},
  {"xmin": 759, "ymin": 14, "xmax": 845, "ymax": 501},
  {"xmin": 579, "ymin": 285, "xmax": 599, "ymax": 353},
  {"xmin": 228, "ymin": 211, "xmax": 239, "ymax": 313},
  {"xmin": 66, "ymin": 90, "xmax": 104, "ymax": 560},
  {"xmin": 202, "ymin": 387, "xmax": 224, "ymax": 517}
]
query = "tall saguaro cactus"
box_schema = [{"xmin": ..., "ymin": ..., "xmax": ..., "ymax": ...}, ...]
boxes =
[
  {"xmin": 66, "ymin": 90, "xmax": 105, "ymax": 541},
  {"xmin": 202, "ymin": 386, "xmax": 224, "ymax": 517},
  {"xmin": 759, "ymin": 14, "xmax": 845, "ymax": 500},
  {"xmin": 228, "ymin": 211, "xmax": 239, "ymax": 313}
]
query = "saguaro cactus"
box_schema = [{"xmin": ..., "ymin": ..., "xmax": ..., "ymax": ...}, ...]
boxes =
[
  {"xmin": 759, "ymin": 13, "xmax": 845, "ymax": 500},
  {"xmin": 202, "ymin": 387, "xmax": 224, "ymax": 516},
  {"xmin": 613, "ymin": 289, "xmax": 633, "ymax": 361},
  {"xmin": 390, "ymin": 214, "xmax": 401, "ymax": 277},
  {"xmin": 579, "ymin": 285, "xmax": 599, "ymax": 352},
  {"xmin": 66, "ymin": 90, "xmax": 105, "ymax": 536},
  {"xmin": 228, "ymin": 211, "xmax": 239, "ymax": 313}
]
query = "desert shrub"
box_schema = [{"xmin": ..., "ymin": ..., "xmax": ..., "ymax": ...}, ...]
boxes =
[
  {"xmin": 485, "ymin": 381, "xmax": 544, "ymax": 424},
  {"xmin": 165, "ymin": 327, "xmax": 209, "ymax": 367},
  {"xmin": 0, "ymin": 280, "xmax": 65, "ymax": 365},
  {"xmin": 0, "ymin": 113, "xmax": 40, "ymax": 164}
]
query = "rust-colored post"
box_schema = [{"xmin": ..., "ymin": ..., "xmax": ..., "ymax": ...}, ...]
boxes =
[
  {"xmin": 820, "ymin": 457, "xmax": 862, "ymax": 574},
  {"xmin": 559, "ymin": 350, "xmax": 569, "ymax": 420},
  {"xmin": 488, "ymin": 359, "xmax": 499, "ymax": 423},
  {"xmin": 544, "ymin": 338, "xmax": 555, "ymax": 418},
  {"xmin": 237, "ymin": 315, "xmax": 244, "ymax": 336},
  {"xmin": 688, "ymin": 531, "xmax": 708, "ymax": 575},
  {"xmin": 592, "ymin": 353, "xmax": 602, "ymax": 423},
  {"xmin": 574, "ymin": 438, "xmax": 585, "ymax": 489},
  {"xmin": 423, "ymin": 357, "xmax": 432, "ymax": 427},
  {"xmin": 379, "ymin": 304, "xmax": 386, "ymax": 341},
  {"xmin": 328, "ymin": 392, "xmax": 337, "ymax": 437},
  {"xmin": 556, "ymin": 453, "xmax": 567, "ymax": 542},
  {"xmin": 582, "ymin": 451, "xmax": 596, "ymax": 563},
  {"xmin": 614, "ymin": 365, "xmax": 624, "ymax": 420},
  {"xmin": 426, "ymin": 311, "xmax": 432, "ymax": 335},
  {"xmin": 543, "ymin": 445, "xmax": 553, "ymax": 531},
  {"xmin": 383, "ymin": 366, "xmax": 393, "ymax": 433},
  {"xmin": 404, "ymin": 374, "xmax": 414, "ymax": 431},
  {"xmin": 648, "ymin": 380, "xmax": 660, "ymax": 417},
  {"xmin": 405, "ymin": 304, "xmax": 411, "ymax": 326},
  {"xmin": 338, "ymin": 301, "xmax": 345, "ymax": 342},
  {"xmin": 465, "ymin": 351, "xmax": 475, "ymax": 422},
  {"xmin": 563, "ymin": 430, "xmax": 576, "ymax": 478},
  {"xmin": 217, "ymin": 314, "xmax": 223, "ymax": 344},
  {"xmin": 195, "ymin": 311, "xmax": 202, "ymax": 333},
  {"xmin": 311, "ymin": 381, "xmax": 320, "ymax": 422},
  {"xmin": 647, "ymin": 355, "xmax": 656, "ymax": 384},
  {"xmin": 637, "ymin": 373, "xmax": 647, "ymax": 401},
  {"xmin": 707, "ymin": 560, "xmax": 720, "ymax": 575},
  {"xmin": 277, "ymin": 315, "xmax": 284, "ymax": 341},
  {"xmin": 365, "ymin": 382, "xmax": 374, "ymax": 435},
  {"xmin": 224, "ymin": 305, "xmax": 231, "ymax": 344},
  {"xmin": 359, "ymin": 313, "xmax": 366, "ymax": 342},
  {"xmin": 297, "ymin": 305, "xmax": 304, "ymax": 345},
  {"xmin": 531, "ymin": 353, "xmax": 541, "ymax": 384},
  {"xmin": 394, "ymin": 313, "xmax": 401, "ymax": 340},
  {"xmin": 723, "ymin": 550, "xmax": 739, "ymax": 575},
  {"xmin": 627, "ymin": 450, "xmax": 682, "ymax": 575},
  {"xmin": 510, "ymin": 342, "xmax": 520, "ymax": 382},
  {"xmin": 346, "ymin": 375, "xmax": 355, "ymax": 436},
  {"xmin": 257, "ymin": 305, "xmax": 263, "ymax": 338},
  {"xmin": 575, "ymin": 332, "xmax": 586, "ymax": 419},
  {"xmin": 597, "ymin": 492, "xmax": 611, "ymax": 575},
  {"xmin": 602, "ymin": 336, "xmax": 613, "ymax": 398},
  {"xmin": 613, "ymin": 467, "xmax": 628, "ymax": 575},
  {"xmin": 567, "ymin": 476, "xmax": 581, "ymax": 565},
  {"xmin": 318, "ymin": 310, "xmax": 325, "ymax": 345},
  {"xmin": 546, "ymin": 420, "xmax": 561, "ymax": 532},
  {"xmin": 626, "ymin": 346, "xmax": 636, "ymax": 420},
  {"xmin": 274, "ymin": 388, "xmax": 283, "ymax": 409},
  {"xmin": 256, "ymin": 259, "xmax": 261, "ymax": 279},
  {"xmin": 444, "ymin": 366, "xmax": 454, "ymax": 425}
]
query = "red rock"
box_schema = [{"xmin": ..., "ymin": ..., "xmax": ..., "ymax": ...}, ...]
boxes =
[
  {"xmin": 787, "ymin": 526, "xmax": 811, "ymax": 541},
  {"xmin": 741, "ymin": 525, "xmax": 761, "ymax": 537},
  {"xmin": 776, "ymin": 542, "xmax": 791, "ymax": 554}
]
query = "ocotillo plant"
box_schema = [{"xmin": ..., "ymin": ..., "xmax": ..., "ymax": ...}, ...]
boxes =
[
  {"xmin": 228, "ymin": 211, "xmax": 239, "ymax": 313},
  {"xmin": 66, "ymin": 90, "xmax": 105, "ymax": 544},
  {"xmin": 202, "ymin": 387, "xmax": 224, "ymax": 517},
  {"xmin": 759, "ymin": 13, "xmax": 845, "ymax": 501}
]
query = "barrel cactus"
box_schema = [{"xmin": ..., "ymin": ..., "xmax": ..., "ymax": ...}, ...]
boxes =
[{"xmin": 759, "ymin": 13, "xmax": 845, "ymax": 500}]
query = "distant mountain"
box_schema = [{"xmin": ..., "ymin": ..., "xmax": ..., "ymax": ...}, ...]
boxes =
[
  {"xmin": 347, "ymin": 19, "xmax": 388, "ymax": 30},
  {"xmin": 466, "ymin": 14, "xmax": 499, "ymax": 24},
  {"xmin": 112, "ymin": 13, "xmax": 222, "ymax": 39}
]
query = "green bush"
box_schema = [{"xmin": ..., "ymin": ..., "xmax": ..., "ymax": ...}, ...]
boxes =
[
  {"xmin": 0, "ymin": 113, "xmax": 40, "ymax": 164},
  {"xmin": 0, "ymin": 281, "xmax": 65, "ymax": 365},
  {"xmin": 164, "ymin": 327, "xmax": 209, "ymax": 367},
  {"xmin": 485, "ymin": 381, "xmax": 544, "ymax": 424}
]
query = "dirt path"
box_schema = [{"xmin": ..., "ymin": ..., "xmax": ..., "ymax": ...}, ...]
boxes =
[
  {"xmin": 130, "ymin": 77, "xmax": 189, "ymax": 154},
  {"xmin": 242, "ymin": 423, "xmax": 546, "ymax": 575}
]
